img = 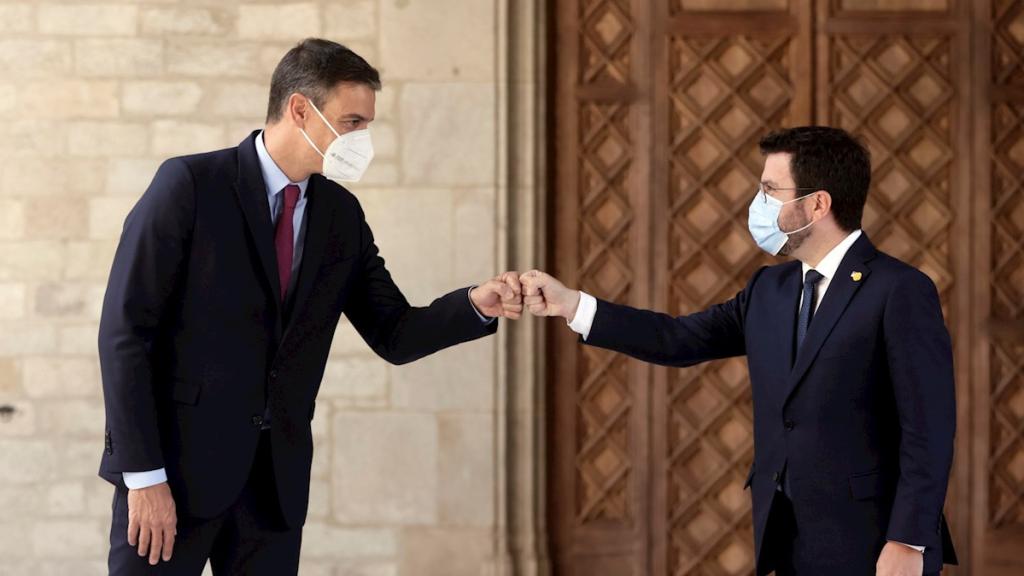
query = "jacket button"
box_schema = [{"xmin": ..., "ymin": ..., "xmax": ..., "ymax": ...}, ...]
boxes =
[
  {"xmin": 784, "ymin": 420, "xmax": 795, "ymax": 431},
  {"xmin": 772, "ymin": 471, "xmax": 781, "ymax": 483},
  {"xmin": 269, "ymin": 370, "xmax": 278, "ymax": 380},
  {"xmin": 251, "ymin": 415, "xmax": 264, "ymax": 427}
]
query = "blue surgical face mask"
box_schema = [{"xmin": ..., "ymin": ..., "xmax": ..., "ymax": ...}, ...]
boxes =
[{"xmin": 747, "ymin": 187, "xmax": 818, "ymax": 256}]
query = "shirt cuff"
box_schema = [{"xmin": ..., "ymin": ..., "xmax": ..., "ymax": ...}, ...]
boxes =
[
  {"xmin": 123, "ymin": 468, "xmax": 168, "ymax": 490},
  {"xmin": 890, "ymin": 540, "xmax": 925, "ymax": 553},
  {"xmin": 567, "ymin": 291, "xmax": 597, "ymax": 341},
  {"xmin": 468, "ymin": 286, "xmax": 497, "ymax": 325}
]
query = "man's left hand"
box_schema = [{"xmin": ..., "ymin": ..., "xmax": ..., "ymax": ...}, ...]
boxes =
[
  {"xmin": 470, "ymin": 271, "xmax": 524, "ymax": 319},
  {"xmin": 876, "ymin": 541, "xmax": 923, "ymax": 576}
]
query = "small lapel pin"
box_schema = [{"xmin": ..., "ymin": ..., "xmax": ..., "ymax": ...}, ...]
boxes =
[{"xmin": 851, "ymin": 271, "xmax": 863, "ymax": 282}]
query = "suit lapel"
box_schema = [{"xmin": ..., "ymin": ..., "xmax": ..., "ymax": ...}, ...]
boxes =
[
  {"xmin": 281, "ymin": 175, "xmax": 334, "ymax": 342},
  {"xmin": 774, "ymin": 262, "xmax": 802, "ymax": 369},
  {"xmin": 783, "ymin": 234, "xmax": 877, "ymax": 404},
  {"xmin": 767, "ymin": 262, "xmax": 802, "ymax": 410},
  {"xmin": 233, "ymin": 131, "xmax": 283, "ymax": 328}
]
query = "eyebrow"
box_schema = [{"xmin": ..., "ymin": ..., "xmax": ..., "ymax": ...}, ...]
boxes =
[{"xmin": 760, "ymin": 179, "xmax": 778, "ymax": 187}]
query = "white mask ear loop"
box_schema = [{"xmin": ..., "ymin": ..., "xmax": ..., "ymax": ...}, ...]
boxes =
[
  {"xmin": 307, "ymin": 98, "xmax": 341, "ymax": 139},
  {"xmin": 299, "ymin": 129, "xmax": 326, "ymax": 158},
  {"xmin": 298, "ymin": 98, "xmax": 342, "ymax": 157},
  {"xmin": 779, "ymin": 193, "xmax": 818, "ymax": 235},
  {"xmin": 782, "ymin": 218, "xmax": 815, "ymax": 236}
]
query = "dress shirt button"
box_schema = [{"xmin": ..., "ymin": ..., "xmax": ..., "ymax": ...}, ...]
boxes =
[
  {"xmin": 784, "ymin": 420, "xmax": 795, "ymax": 431},
  {"xmin": 251, "ymin": 415, "xmax": 264, "ymax": 428}
]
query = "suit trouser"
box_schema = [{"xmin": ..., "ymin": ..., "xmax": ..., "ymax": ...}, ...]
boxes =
[
  {"xmin": 761, "ymin": 491, "xmax": 939, "ymax": 576},
  {"xmin": 108, "ymin": 431, "xmax": 302, "ymax": 576}
]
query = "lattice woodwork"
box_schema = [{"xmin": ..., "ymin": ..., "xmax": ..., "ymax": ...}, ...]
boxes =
[
  {"xmin": 989, "ymin": 340, "xmax": 1024, "ymax": 527},
  {"xmin": 993, "ymin": 0, "xmax": 1024, "ymax": 85},
  {"xmin": 580, "ymin": 0, "xmax": 633, "ymax": 85},
  {"xmin": 576, "ymin": 102, "xmax": 635, "ymax": 524},
  {"xmin": 989, "ymin": 100, "xmax": 1024, "ymax": 528},
  {"xmin": 830, "ymin": 36, "xmax": 955, "ymax": 311},
  {"xmin": 666, "ymin": 35, "xmax": 796, "ymax": 576},
  {"xmin": 992, "ymin": 103, "xmax": 1024, "ymax": 322}
]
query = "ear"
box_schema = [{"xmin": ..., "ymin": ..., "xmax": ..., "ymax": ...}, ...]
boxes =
[
  {"xmin": 814, "ymin": 190, "xmax": 833, "ymax": 217},
  {"xmin": 286, "ymin": 93, "xmax": 309, "ymax": 128}
]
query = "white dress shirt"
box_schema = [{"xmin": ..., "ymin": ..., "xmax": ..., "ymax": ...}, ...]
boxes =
[{"xmin": 567, "ymin": 229, "xmax": 924, "ymax": 553}]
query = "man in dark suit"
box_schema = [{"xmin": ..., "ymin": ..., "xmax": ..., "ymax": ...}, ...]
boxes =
[
  {"xmin": 99, "ymin": 38, "xmax": 524, "ymax": 575},
  {"xmin": 520, "ymin": 127, "xmax": 957, "ymax": 576}
]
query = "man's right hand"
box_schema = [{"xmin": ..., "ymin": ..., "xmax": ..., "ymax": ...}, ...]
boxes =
[
  {"xmin": 127, "ymin": 482, "xmax": 177, "ymax": 565},
  {"xmin": 520, "ymin": 270, "xmax": 581, "ymax": 321}
]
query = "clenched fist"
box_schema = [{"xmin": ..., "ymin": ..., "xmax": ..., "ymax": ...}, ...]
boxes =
[
  {"xmin": 519, "ymin": 270, "xmax": 581, "ymax": 321},
  {"xmin": 470, "ymin": 271, "xmax": 524, "ymax": 319}
]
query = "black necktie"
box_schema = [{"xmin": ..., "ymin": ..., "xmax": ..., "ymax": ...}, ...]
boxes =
[{"xmin": 797, "ymin": 269, "xmax": 824, "ymax": 348}]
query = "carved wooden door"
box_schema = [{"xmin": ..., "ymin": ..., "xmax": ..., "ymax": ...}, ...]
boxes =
[
  {"xmin": 548, "ymin": 0, "xmax": 1024, "ymax": 575},
  {"xmin": 973, "ymin": 1, "xmax": 1024, "ymax": 574}
]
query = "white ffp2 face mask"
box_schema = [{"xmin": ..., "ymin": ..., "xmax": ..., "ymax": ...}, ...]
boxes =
[{"xmin": 299, "ymin": 99, "xmax": 374, "ymax": 184}]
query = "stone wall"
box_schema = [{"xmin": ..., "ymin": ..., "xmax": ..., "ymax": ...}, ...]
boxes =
[{"xmin": 0, "ymin": 1, "xmax": 547, "ymax": 574}]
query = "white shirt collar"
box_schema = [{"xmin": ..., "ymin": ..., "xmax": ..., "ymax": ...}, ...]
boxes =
[
  {"xmin": 254, "ymin": 130, "xmax": 309, "ymax": 199},
  {"xmin": 802, "ymin": 229, "xmax": 863, "ymax": 280}
]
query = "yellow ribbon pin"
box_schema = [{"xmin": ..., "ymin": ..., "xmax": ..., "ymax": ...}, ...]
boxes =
[{"xmin": 851, "ymin": 271, "xmax": 863, "ymax": 282}]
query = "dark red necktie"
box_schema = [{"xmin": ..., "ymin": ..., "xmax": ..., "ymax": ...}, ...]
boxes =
[{"xmin": 274, "ymin": 185, "xmax": 301, "ymax": 301}]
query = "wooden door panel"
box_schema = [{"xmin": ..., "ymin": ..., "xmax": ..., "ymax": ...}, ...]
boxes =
[
  {"xmin": 818, "ymin": 6, "xmax": 970, "ymax": 570},
  {"xmin": 575, "ymin": 102, "xmax": 636, "ymax": 526},
  {"xmin": 826, "ymin": 33, "xmax": 957, "ymax": 302},
  {"xmin": 663, "ymin": 27, "xmax": 807, "ymax": 576},
  {"xmin": 978, "ymin": 1, "xmax": 1024, "ymax": 573},
  {"xmin": 551, "ymin": 1, "xmax": 650, "ymax": 574}
]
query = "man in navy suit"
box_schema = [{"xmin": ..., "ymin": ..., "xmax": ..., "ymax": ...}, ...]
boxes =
[
  {"xmin": 99, "ymin": 39, "xmax": 524, "ymax": 575},
  {"xmin": 521, "ymin": 127, "xmax": 957, "ymax": 576}
]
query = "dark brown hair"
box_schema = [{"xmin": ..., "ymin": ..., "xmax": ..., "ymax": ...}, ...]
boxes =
[
  {"xmin": 759, "ymin": 126, "xmax": 872, "ymax": 232},
  {"xmin": 266, "ymin": 38, "xmax": 381, "ymax": 123}
]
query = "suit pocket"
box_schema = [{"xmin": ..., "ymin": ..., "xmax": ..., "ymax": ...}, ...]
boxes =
[
  {"xmin": 744, "ymin": 464, "xmax": 755, "ymax": 490},
  {"xmin": 172, "ymin": 381, "xmax": 200, "ymax": 406},
  {"xmin": 849, "ymin": 469, "xmax": 884, "ymax": 500}
]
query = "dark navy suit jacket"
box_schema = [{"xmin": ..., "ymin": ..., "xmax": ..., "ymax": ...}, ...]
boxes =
[
  {"xmin": 98, "ymin": 132, "xmax": 497, "ymax": 528},
  {"xmin": 586, "ymin": 234, "xmax": 957, "ymax": 575}
]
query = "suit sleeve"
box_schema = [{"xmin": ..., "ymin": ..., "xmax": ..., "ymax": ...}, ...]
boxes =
[
  {"xmin": 883, "ymin": 269, "xmax": 956, "ymax": 549},
  {"xmin": 584, "ymin": 268, "xmax": 764, "ymax": 367},
  {"xmin": 344, "ymin": 206, "xmax": 497, "ymax": 366},
  {"xmin": 98, "ymin": 158, "xmax": 195, "ymax": 473}
]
